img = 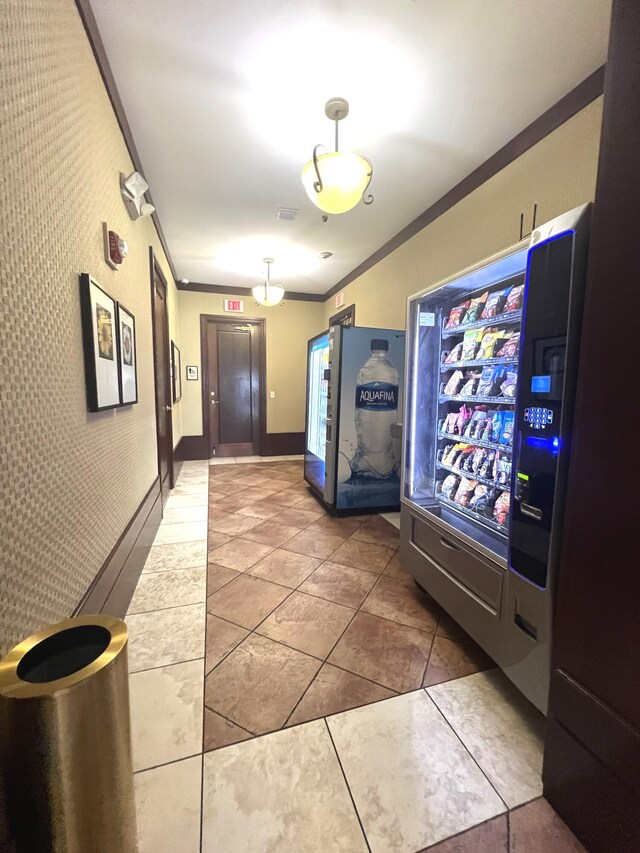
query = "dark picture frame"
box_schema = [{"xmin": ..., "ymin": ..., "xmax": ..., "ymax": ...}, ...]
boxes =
[
  {"xmin": 79, "ymin": 274, "xmax": 121, "ymax": 411},
  {"xmin": 171, "ymin": 341, "xmax": 182, "ymax": 402},
  {"xmin": 117, "ymin": 303, "xmax": 138, "ymax": 405}
]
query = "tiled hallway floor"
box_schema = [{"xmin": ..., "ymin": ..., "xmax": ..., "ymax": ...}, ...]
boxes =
[{"xmin": 127, "ymin": 459, "xmax": 586, "ymax": 852}]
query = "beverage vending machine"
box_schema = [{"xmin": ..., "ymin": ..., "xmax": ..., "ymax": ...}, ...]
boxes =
[
  {"xmin": 399, "ymin": 204, "xmax": 590, "ymax": 712},
  {"xmin": 304, "ymin": 325, "xmax": 405, "ymax": 514}
]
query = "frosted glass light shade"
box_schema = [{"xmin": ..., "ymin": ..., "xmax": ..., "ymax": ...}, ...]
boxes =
[
  {"xmin": 252, "ymin": 282, "xmax": 284, "ymax": 307},
  {"xmin": 301, "ymin": 151, "xmax": 371, "ymax": 215}
]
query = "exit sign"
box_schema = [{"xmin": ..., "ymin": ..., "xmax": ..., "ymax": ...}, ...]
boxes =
[
  {"xmin": 335, "ymin": 291, "xmax": 346, "ymax": 308},
  {"xmin": 224, "ymin": 299, "xmax": 244, "ymax": 313}
]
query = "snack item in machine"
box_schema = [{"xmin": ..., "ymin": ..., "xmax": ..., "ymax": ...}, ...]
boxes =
[
  {"xmin": 476, "ymin": 487, "xmax": 500, "ymax": 518},
  {"xmin": 500, "ymin": 370, "xmax": 518, "ymax": 398},
  {"xmin": 461, "ymin": 292, "xmax": 488, "ymax": 324},
  {"xmin": 443, "ymin": 370, "xmax": 464, "ymax": 395},
  {"xmin": 463, "ymin": 408, "xmax": 488, "ymax": 439},
  {"xmin": 495, "ymin": 455, "xmax": 512, "ymax": 485},
  {"xmin": 461, "ymin": 329, "xmax": 484, "ymax": 361},
  {"xmin": 493, "ymin": 492, "xmax": 511, "ymax": 526},
  {"xmin": 460, "ymin": 372, "xmax": 481, "ymax": 396},
  {"xmin": 477, "ymin": 329, "xmax": 503, "ymax": 360},
  {"xmin": 504, "ymin": 284, "xmax": 524, "ymax": 312},
  {"xmin": 441, "ymin": 474, "xmax": 460, "ymax": 500},
  {"xmin": 454, "ymin": 477, "xmax": 477, "ymax": 507},
  {"xmin": 481, "ymin": 287, "xmax": 511, "ymax": 319},
  {"xmin": 479, "ymin": 450, "xmax": 496, "ymax": 480},
  {"xmin": 445, "ymin": 301, "xmax": 471, "ymax": 328},
  {"xmin": 470, "ymin": 447, "xmax": 487, "ymax": 474},
  {"xmin": 500, "ymin": 411, "xmax": 515, "ymax": 446},
  {"xmin": 490, "ymin": 412, "xmax": 505, "ymax": 443},
  {"xmin": 468, "ymin": 484, "xmax": 489, "ymax": 510},
  {"xmin": 454, "ymin": 405, "xmax": 471, "ymax": 435},
  {"xmin": 454, "ymin": 446, "xmax": 473, "ymax": 470},
  {"xmin": 477, "ymin": 366, "xmax": 507, "ymax": 397},
  {"xmin": 444, "ymin": 342, "xmax": 464, "ymax": 364},
  {"xmin": 496, "ymin": 332, "xmax": 520, "ymax": 358},
  {"xmin": 442, "ymin": 443, "xmax": 458, "ymax": 465}
]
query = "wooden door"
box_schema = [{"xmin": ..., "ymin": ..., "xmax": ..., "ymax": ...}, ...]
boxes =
[
  {"xmin": 202, "ymin": 317, "xmax": 264, "ymax": 457},
  {"xmin": 150, "ymin": 252, "xmax": 174, "ymax": 502},
  {"xmin": 543, "ymin": 4, "xmax": 640, "ymax": 851},
  {"xmin": 329, "ymin": 304, "xmax": 356, "ymax": 328}
]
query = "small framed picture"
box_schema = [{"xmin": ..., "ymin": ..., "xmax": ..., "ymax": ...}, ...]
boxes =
[
  {"xmin": 171, "ymin": 341, "xmax": 182, "ymax": 402},
  {"xmin": 186, "ymin": 365, "xmax": 198, "ymax": 381},
  {"xmin": 117, "ymin": 303, "xmax": 138, "ymax": 405},
  {"xmin": 79, "ymin": 274, "xmax": 121, "ymax": 411}
]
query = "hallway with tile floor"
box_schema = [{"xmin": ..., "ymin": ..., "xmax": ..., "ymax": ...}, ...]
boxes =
[{"xmin": 126, "ymin": 459, "xmax": 586, "ymax": 852}]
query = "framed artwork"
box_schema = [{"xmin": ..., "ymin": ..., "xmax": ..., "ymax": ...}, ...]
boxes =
[
  {"xmin": 171, "ymin": 341, "xmax": 182, "ymax": 402},
  {"xmin": 117, "ymin": 303, "xmax": 138, "ymax": 405},
  {"xmin": 186, "ymin": 365, "xmax": 198, "ymax": 380},
  {"xmin": 79, "ymin": 274, "xmax": 121, "ymax": 411}
]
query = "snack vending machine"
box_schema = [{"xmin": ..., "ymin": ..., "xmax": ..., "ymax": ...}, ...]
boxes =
[
  {"xmin": 304, "ymin": 325, "xmax": 405, "ymax": 514},
  {"xmin": 400, "ymin": 204, "xmax": 590, "ymax": 712}
]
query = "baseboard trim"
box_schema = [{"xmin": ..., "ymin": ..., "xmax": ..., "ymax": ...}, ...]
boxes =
[
  {"xmin": 175, "ymin": 432, "xmax": 305, "ymax": 459},
  {"xmin": 74, "ymin": 477, "xmax": 162, "ymax": 617},
  {"xmin": 263, "ymin": 432, "xmax": 305, "ymax": 456},
  {"xmin": 176, "ymin": 434, "xmax": 210, "ymax": 460}
]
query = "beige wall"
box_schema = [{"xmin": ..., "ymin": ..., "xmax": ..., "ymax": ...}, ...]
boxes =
[
  {"xmin": 0, "ymin": 0, "xmax": 181, "ymax": 654},
  {"xmin": 178, "ymin": 292, "xmax": 325, "ymax": 435},
  {"xmin": 324, "ymin": 98, "xmax": 604, "ymax": 329}
]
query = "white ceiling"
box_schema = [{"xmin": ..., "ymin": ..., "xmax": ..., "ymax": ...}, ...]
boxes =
[{"xmin": 90, "ymin": 0, "xmax": 611, "ymax": 294}]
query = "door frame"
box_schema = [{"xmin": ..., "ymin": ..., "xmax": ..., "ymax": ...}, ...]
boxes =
[
  {"xmin": 200, "ymin": 314, "xmax": 267, "ymax": 458},
  {"xmin": 329, "ymin": 303, "xmax": 356, "ymax": 327},
  {"xmin": 149, "ymin": 248, "xmax": 175, "ymax": 493}
]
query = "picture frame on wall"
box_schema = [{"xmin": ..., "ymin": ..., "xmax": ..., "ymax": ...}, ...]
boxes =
[
  {"xmin": 171, "ymin": 341, "xmax": 182, "ymax": 402},
  {"xmin": 79, "ymin": 274, "xmax": 121, "ymax": 411},
  {"xmin": 186, "ymin": 365, "xmax": 198, "ymax": 380},
  {"xmin": 117, "ymin": 303, "xmax": 138, "ymax": 405}
]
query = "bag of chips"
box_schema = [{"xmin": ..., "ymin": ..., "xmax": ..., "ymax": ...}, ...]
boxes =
[
  {"xmin": 460, "ymin": 373, "xmax": 480, "ymax": 396},
  {"xmin": 495, "ymin": 456, "xmax": 512, "ymax": 485},
  {"xmin": 504, "ymin": 284, "xmax": 524, "ymax": 312},
  {"xmin": 494, "ymin": 492, "xmax": 511, "ymax": 525},
  {"xmin": 500, "ymin": 411, "xmax": 515, "ymax": 446},
  {"xmin": 479, "ymin": 450, "xmax": 496, "ymax": 479},
  {"xmin": 490, "ymin": 412, "xmax": 505, "ymax": 443},
  {"xmin": 454, "ymin": 477, "xmax": 477, "ymax": 507},
  {"xmin": 444, "ymin": 370, "xmax": 464, "ymax": 395},
  {"xmin": 471, "ymin": 448, "xmax": 487, "ymax": 473},
  {"xmin": 463, "ymin": 408, "xmax": 488, "ymax": 439},
  {"xmin": 481, "ymin": 287, "xmax": 511, "ymax": 319},
  {"xmin": 468, "ymin": 484, "xmax": 488, "ymax": 510},
  {"xmin": 478, "ymin": 488, "xmax": 500, "ymax": 518},
  {"xmin": 441, "ymin": 474, "xmax": 459, "ymax": 500},
  {"xmin": 477, "ymin": 330, "xmax": 501, "ymax": 359},
  {"xmin": 445, "ymin": 301, "xmax": 470, "ymax": 328},
  {"xmin": 444, "ymin": 342, "xmax": 464, "ymax": 364},
  {"xmin": 461, "ymin": 292, "xmax": 488, "ymax": 324},
  {"xmin": 461, "ymin": 329, "xmax": 484, "ymax": 361},
  {"xmin": 454, "ymin": 405, "xmax": 471, "ymax": 435},
  {"xmin": 477, "ymin": 366, "xmax": 507, "ymax": 397},
  {"xmin": 500, "ymin": 370, "xmax": 518, "ymax": 398},
  {"xmin": 496, "ymin": 333, "xmax": 520, "ymax": 358},
  {"xmin": 453, "ymin": 446, "xmax": 472, "ymax": 470}
]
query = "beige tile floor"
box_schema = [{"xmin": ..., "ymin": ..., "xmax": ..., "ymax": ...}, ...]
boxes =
[{"xmin": 127, "ymin": 459, "xmax": 586, "ymax": 853}]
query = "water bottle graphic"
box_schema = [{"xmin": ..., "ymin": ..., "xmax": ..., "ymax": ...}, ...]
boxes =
[{"xmin": 350, "ymin": 338, "xmax": 399, "ymax": 479}]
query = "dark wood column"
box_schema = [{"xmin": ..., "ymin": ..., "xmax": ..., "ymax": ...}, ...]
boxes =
[{"xmin": 543, "ymin": 3, "xmax": 640, "ymax": 851}]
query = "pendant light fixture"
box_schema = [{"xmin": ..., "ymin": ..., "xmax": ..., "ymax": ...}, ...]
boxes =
[
  {"xmin": 301, "ymin": 98, "xmax": 373, "ymax": 216},
  {"xmin": 252, "ymin": 258, "xmax": 284, "ymax": 307}
]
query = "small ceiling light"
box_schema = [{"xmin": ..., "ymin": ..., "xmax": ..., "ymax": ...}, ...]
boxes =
[
  {"xmin": 319, "ymin": 251, "xmax": 333, "ymax": 260},
  {"xmin": 301, "ymin": 98, "xmax": 373, "ymax": 216},
  {"xmin": 252, "ymin": 258, "xmax": 285, "ymax": 307}
]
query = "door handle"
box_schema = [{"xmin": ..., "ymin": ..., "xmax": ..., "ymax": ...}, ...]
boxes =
[
  {"xmin": 211, "ymin": 400, "xmax": 219, "ymax": 405},
  {"xmin": 165, "ymin": 405, "xmax": 172, "ymax": 413},
  {"xmin": 440, "ymin": 536, "xmax": 459, "ymax": 551}
]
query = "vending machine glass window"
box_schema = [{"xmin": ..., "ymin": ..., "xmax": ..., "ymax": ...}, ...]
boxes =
[
  {"xmin": 304, "ymin": 332, "xmax": 330, "ymax": 494},
  {"xmin": 404, "ymin": 246, "xmax": 528, "ymax": 561}
]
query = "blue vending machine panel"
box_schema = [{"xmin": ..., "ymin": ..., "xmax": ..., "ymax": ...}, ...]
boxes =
[{"xmin": 335, "ymin": 327, "xmax": 405, "ymax": 511}]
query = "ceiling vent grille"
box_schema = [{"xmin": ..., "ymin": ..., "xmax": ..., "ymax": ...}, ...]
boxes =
[{"xmin": 276, "ymin": 207, "xmax": 299, "ymax": 221}]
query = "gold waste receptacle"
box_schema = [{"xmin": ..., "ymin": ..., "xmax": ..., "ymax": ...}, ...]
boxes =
[{"xmin": 0, "ymin": 615, "xmax": 137, "ymax": 853}]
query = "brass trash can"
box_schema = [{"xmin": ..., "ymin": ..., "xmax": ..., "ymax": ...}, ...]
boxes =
[{"xmin": 0, "ymin": 615, "xmax": 138, "ymax": 853}]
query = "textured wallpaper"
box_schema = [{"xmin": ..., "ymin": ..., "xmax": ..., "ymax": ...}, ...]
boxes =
[{"xmin": 0, "ymin": 0, "xmax": 181, "ymax": 654}]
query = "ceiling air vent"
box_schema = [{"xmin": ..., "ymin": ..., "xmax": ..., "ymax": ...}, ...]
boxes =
[{"xmin": 276, "ymin": 207, "xmax": 299, "ymax": 221}]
